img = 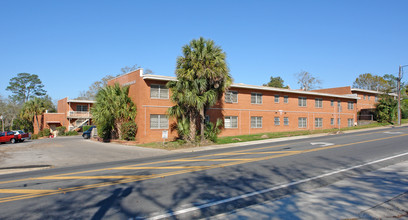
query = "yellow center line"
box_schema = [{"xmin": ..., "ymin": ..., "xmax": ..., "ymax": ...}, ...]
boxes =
[
  {"xmin": 0, "ymin": 189, "xmax": 57, "ymax": 194},
  {"xmin": 172, "ymin": 159, "xmax": 254, "ymax": 162},
  {"xmin": 216, "ymin": 151, "xmax": 303, "ymax": 155},
  {"xmin": 0, "ymin": 133, "xmax": 407, "ymax": 203},
  {"xmin": 35, "ymin": 175, "xmax": 150, "ymax": 180},
  {"xmin": 0, "ymin": 144, "xmax": 290, "ymax": 185},
  {"xmin": 110, "ymin": 166, "xmax": 211, "ymax": 170}
]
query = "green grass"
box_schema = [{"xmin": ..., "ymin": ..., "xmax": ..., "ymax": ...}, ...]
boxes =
[{"xmin": 139, "ymin": 119, "xmax": 407, "ymax": 150}]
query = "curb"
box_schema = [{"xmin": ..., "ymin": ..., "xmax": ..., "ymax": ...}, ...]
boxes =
[{"xmin": 172, "ymin": 124, "xmax": 408, "ymax": 153}]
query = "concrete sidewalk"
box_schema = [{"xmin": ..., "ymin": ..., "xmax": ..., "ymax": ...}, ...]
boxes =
[{"xmin": 211, "ymin": 160, "xmax": 408, "ymax": 219}]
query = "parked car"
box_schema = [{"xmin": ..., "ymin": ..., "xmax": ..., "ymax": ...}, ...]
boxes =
[
  {"xmin": 12, "ymin": 130, "xmax": 30, "ymax": 142},
  {"xmin": 0, "ymin": 131, "xmax": 17, "ymax": 144},
  {"xmin": 82, "ymin": 126, "xmax": 96, "ymax": 139}
]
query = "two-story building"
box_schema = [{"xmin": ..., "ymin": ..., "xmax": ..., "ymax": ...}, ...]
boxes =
[
  {"xmin": 34, "ymin": 98, "xmax": 94, "ymax": 134},
  {"xmin": 313, "ymin": 86, "xmax": 396, "ymax": 120},
  {"xmin": 108, "ymin": 69, "xmax": 359, "ymax": 143}
]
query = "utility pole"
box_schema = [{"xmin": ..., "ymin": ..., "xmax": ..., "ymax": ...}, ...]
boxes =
[
  {"xmin": 398, "ymin": 65, "xmax": 408, "ymax": 126},
  {"xmin": 398, "ymin": 65, "xmax": 401, "ymax": 126}
]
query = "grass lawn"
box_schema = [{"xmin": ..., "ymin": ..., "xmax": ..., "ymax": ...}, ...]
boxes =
[{"xmin": 139, "ymin": 119, "xmax": 407, "ymax": 150}]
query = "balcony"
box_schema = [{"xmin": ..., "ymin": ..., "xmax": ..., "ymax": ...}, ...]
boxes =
[{"xmin": 67, "ymin": 111, "xmax": 92, "ymax": 119}]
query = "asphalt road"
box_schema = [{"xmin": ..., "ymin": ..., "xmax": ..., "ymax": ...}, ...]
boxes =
[{"xmin": 0, "ymin": 127, "xmax": 407, "ymax": 219}]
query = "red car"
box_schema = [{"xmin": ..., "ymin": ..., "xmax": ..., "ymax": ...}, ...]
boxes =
[
  {"xmin": 13, "ymin": 130, "xmax": 30, "ymax": 142},
  {"xmin": 0, "ymin": 131, "xmax": 17, "ymax": 144}
]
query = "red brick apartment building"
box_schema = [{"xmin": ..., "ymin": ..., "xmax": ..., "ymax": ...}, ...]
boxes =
[
  {"xmin": 34, "ymin": 98, "xmax": 94, "ymax": 134},
  {"xmin": 108, "ymin": 69, "xmax": 359, "ymax": 143},
  {"xmin": 313, "ymin": 86, "xmax": 391, "ymax": 120}
]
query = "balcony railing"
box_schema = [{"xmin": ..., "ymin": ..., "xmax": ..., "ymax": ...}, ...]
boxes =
[{"xmin": 67, "ymin": 111, "xmax": 92, "ymax": 118}]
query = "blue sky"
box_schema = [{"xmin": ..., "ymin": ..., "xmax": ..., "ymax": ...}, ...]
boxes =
[{"xmin": 1, "ymin": 0, "xmax": 408, "ymax": 101}]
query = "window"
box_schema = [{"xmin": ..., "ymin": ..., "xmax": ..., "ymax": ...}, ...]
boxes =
[
  {"xmin": 225, "ymin": 116, "xmax": 238, "ymax": 128},
  {"xmin": 338, "ymin": 101, "xmax": 342, "ymax": 112},
  {"xmin": 364, "ymin": 95, "xmax": 366, "ymax": 100},
  {"xmin": 284, "ymin": 117, "xmax": 289, "ymax": 126},
  {"xmin": 315, "ymin": 98, "xmax": 323, "ymax": 108},
  {"xmin": 150, "ymin": 84, "xmax": 169, "ymax": 99},
  {"xmin": 251, "ymin": 116, "xmax": 262, "ymax": 128},
  {"xmin": 315, "ymin": 118, "xmax": 323, "ymax": 128},
  {"xmin": 150, "ymin": 114, "xmax": 168, "ymax": 129},
  {"xmin": 348, "ymin": 118, "xmax": 354, "ymax": 127},
  {"xmin": 274, "ymin": 117, "xmax": 280, "ymax": 125},
  {"xmin": 331, "ymin": 100, "xmax": 334, "ymax": 106},
  {"xmin": 298, "ymin": 117, "xmax": 307, "ymax": 128},
  {"xmin": 251, "ymin": 93, "xmax": 262, "ymax": 104},
  {"xmin": 348, "ymin": 101, "xmax": 354, "ymax": 110},
  {"xmin": 225, "ymin": 91, "xmax": 238, "ymax": 103},
  {"xmin": 76, "ymin": 105, "xmax": 88, "ymax": 112},
  {"xmin": 331, "ymin": 118, "xmax": 334, "ymax": 125},
  {"xmin": 368, "ymin": 95, "xmax": 370, "ymax": 100},
  {"xmin": 338, "ymin": 118, "xmax": 341, "ymax": 126},
  {"xmin": 274, "ymin": 95, "xmax": 279, "ymax": 103},
  {"xmin": 284, "ymin": 96, "xmax": 289, "ymax": 103},
  {"xmin": 375, "ymin": 96, "xmax": 379, "ymax": 102},
  {"xmin": 298, "ymin": 97, "xmax": 307, "ymax": 107}
]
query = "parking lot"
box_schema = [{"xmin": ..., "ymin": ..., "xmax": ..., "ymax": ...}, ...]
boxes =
[{"xmin": 0, "ymin": 136, "xmax": 171, "ymax": 172}]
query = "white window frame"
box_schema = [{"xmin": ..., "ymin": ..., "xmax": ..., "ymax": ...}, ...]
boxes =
[
  {"xmin": 315, "ymin": 98, "xmax": 323, "ymax": 108},
  {"xmin": 225, "ymin": 116, "xmax": 238, "ymax": 128},
  {"xmin": 348, "ymin": 101, "xmax": 354, "ymax": 110},
  {"xmin": 298, "ymin": 97, "xmax": 307, "ymax": 107},
  {"xmin": 76, "ymin": 105, "xmax": 88, "ymax": 112},
  {"xmin": 284, "ymin": 96, "xmax": 289, "ymax": 103},
  {"xmin": 298, "ymin": 117, "xmax": 307, "ymax": 128},
  {"xmin": 348, "ymin": 118, "xmax": 354, "ymax": 127},
  {"xmin": 274, "ymin": 117, "xmax": 280, "ymax": 126},
  {"xmin": 150, "ymin": 114, "xmax": 168, "ymax": 129},
  {"xmin": 331, "ymin": 118, "xmax": 334, "ymax": 125},
  {"xmin": 150, "ymin": 84, "xmax": 169, "ymax": 99},
  {"xmin": 251, "ymin": 93, "xmax": 263, "ymax": 104},
  {"xmin": 225, "ymin": 91, "xmax": 238, "ymax": 103},
  {"xmin": 284, "ymin": 117, "xmax": 289, "ymax": 126},
  {"xmin": 251, "ymin": 116, "xmax": 262, "ymax": 128},
  {"xmin": 331, "ymin": 100, "xmax": 334, "ymax": 106},
  {"xmin": 315, "ymin": 118, "xmax": 323, "ymax": 128},
  {"xmin": 274, "ymin": 95, "xmax": 279, "ymax": 103}
]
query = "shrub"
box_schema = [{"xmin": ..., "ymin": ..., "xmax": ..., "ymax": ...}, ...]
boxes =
[
  {"xmin": 121, "ymin": 121, "xmax": 137, "ymax": 141},
  {"xmin": 65, "ymin": 130, "xmax": 78, "ymax": 136},
  {"xmin": 82, "ymin": 125, "xmax": 93, "ymax": 132},
  {"xmin": 31, "ymin": 134, "xmax": 39, "ymax": 139},
  {"xmin": 56, "ymin": 126, "xmax": 66, "ymax": 136},
  {"xmin": 39, "ymin": 128, "xmax": 51, "ymax": 137},
  {"xmin": 204, "ymin": 119, "xmax": 223, "ymax": 142}
]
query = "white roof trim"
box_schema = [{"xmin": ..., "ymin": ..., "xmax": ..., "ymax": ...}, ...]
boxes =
[
  {"xmin": 351, "ymin": 88, "xmax": 397, "ymax": 96},
  {"xmin": 142, "ymin": 74, "xmax": 359, "ymax": 100},
  {"xmin": 67, "ymin": 99, "xmax": 96, "ymax": 103},
  {"xmin": 109, "ymin": 68, "xmax": 144, "ymax": 82}
]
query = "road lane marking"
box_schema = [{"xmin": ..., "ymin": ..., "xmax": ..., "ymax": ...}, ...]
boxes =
[
  {"xmin": 173, "ymin": 159, "xmax": 254, "ymax": 162},
  {"xmin": 110, "ymin": 166, "xmax": 212, "ymax": 170},
  {"xmin": 146, "ymin": 150, "xmax": 408, "ymax": 220},
  {"xmin": 384, "ymin": 131, "xmax": 403, "ymax": 134},
  {"xmin": 0, "ymin": 144, "xmax": 289, "ymax": 185},
  {"xmin": 36, "ymin": 175, "xmax": 150, "ymax": 180},
  {"xmin": 214, "ymin": 151, "xmax": 302, "ymax": 155},
  {"xmin": 0, "ymin": 189, "xmax": 57, "ymax": 194},
  {"xmin": 0, "ymin": 134, "xmax": 407, "ymax": 203},
  {"xmin": 310, "ymin": 142, "xmax": 334, "ymax": 147}
]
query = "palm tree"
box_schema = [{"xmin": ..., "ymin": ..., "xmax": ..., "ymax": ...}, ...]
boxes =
[
  {"xmin": 20, "ymin": 97, "xmax": 51, "ymax": 132},
  {"xmin": 92, "ymin": 83, "xmax": 136, "ymax": 140},
  {"xmin": 170, "ymin": 37, "xmax": 232, "ymax": 143}
]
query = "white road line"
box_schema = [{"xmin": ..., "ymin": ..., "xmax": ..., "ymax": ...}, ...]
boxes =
[{"xmin": 144, "ymin": 151, "xmax": 408, "ymax": 220}]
